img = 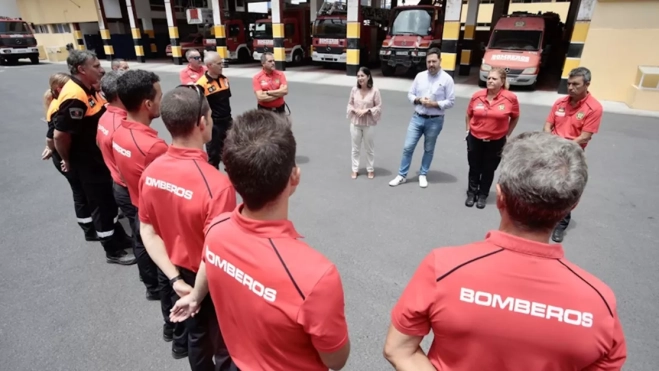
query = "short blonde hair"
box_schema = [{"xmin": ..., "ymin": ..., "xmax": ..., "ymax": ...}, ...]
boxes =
[
  {"xmin": 489, "ymin": 67, "xmax": 510, "ymax": 90},
  {"xmin": 44, "ymin": 72, "xmax": 70, "ymax": 113}
]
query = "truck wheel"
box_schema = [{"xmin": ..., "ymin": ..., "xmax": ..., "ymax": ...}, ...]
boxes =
[
  {"xmin": 30, "ymin": 56, "xmax": 39, "ymax": 64},
  {"xmin": 478, "ymin": 79, "xmax": 486, "ymax": 87},
  {"xmin": 381, "ymin": 62, "xmax": 394, "ymax": 76},
  {"xmin": 293, "ymin": 50, "xmax": 303, "ymax": 65}
]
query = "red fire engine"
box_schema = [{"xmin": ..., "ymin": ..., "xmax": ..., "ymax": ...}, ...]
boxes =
[
  {"xmin": 378, "ymin": 1, "xmax": 444, "ymax": 76},
  {"xmin": 0, "ymin": 16, "xmax": 39, "ymax": 65},
  {"xmin": 203, "ymin": 12, "xmax": 269, "ymax": 63},
  {"xmin": 252, "ymin": 5, "xmax": 311, "ymax": 64},
  {"xmin": 311, "ymin": 1, "xmax": 390, "ymax": 66}
]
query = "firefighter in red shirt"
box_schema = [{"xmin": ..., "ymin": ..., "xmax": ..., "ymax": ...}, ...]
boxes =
[
  {"xmin": 544, "ymin": 66, "xmax": 603, "ymax": 243},
  {"xmin": 384, "ymin": 132, "xmax": 626, "ymax": 371},
  {"xmin": 139, "ymin": 85, "xmax": 238, "ymax": 371},
  {"xmin": 465, "ymin": 67, "xmax": 519, "ymax": 209},
  {"xmin": 180, "ymin": 49, "xmax": 207, "ymax": 85},
  {"xmin": 113, "ymin": 70, "xmax": 190, "ymax": 357},
  {"xmin": 253, "ymin": 52, "xmax": 288, "ymax": 114},
  {"xmin": 171, "ymin": 110, "xmax": 351, "ymax": 371}
]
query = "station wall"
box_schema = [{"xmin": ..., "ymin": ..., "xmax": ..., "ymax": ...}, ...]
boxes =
[{"xmin": 581, "ymin": 0, "xmax": 659, "ymax": 110}]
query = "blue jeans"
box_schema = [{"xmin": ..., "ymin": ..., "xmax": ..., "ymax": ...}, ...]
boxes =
[{"xmin": 398, "ymin": 113, "xmax": 445, "ymax": 177}]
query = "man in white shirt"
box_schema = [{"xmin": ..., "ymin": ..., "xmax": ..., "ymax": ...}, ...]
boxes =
[{"xmin": 389, "ymin": 48, "xmax": 456, "ymax": 188}]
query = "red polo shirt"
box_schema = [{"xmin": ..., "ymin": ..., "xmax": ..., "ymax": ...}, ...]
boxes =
[
  {"xmin": 467, "ymin": 89, "xmax": 520, "ymax": 140},
  {"xmin": 180, "ymin": 64, "xmax": 207, "ymax": 85},
  {"xmin": 137, "ymin": 146, "xmax": 236, "ymax": 272},
  {"xmin": 391, "ymin": 230, "xmax": 626, "ymax": 370},
  {"xmin": 96, "ymin": 105, "xmax": 127, "ymax": 186},
  {"xmin": 546, "ymin": 93, "xmax": 603, "ymax": 149},
  {"xmin": 112, "ymin": 120, "xmax": 168, "ymax": 207},
  {"xmin": 252, "ymin": 69, "xmax": 287, "ymax": 108},
  {"xmin": 203, "ymin": 206, "xmax": 349, "ymax": 370}
]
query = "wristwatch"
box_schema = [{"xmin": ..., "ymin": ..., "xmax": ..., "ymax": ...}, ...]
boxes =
[{"xmin": 169, "ymin": 275, "xmax": 183, "ymax": 286}]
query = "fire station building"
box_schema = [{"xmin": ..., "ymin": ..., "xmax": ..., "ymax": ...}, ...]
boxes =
[{"xmin": 13, "ymin": 0, "xmax": 659, "ymax": 112}]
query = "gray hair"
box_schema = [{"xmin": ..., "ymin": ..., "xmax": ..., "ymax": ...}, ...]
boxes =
[
  {"xmin": 67, "ymin": 50, "xmax": 97, "ymax": 75},
  {"xmin": 260, "ymin": 52, "xmax": 273, "ymax": 64},
  {"xmin": 100, "ymin": 70, "xmax": 124, "ymax": 102},
  {"xmin": 185, "ymin": 49, "xmax": 201, "ymax": 59},
  {"xmin": 568, "ymin": 67, "xmax": 591, "ymax": 84},
  {"xmin": 498, "ymin": 132, "xmax": 588, "ymax": 231},
  {"xmin": 161, "ymin": 86, "xmax": 210, "ymax": 138},
  {"xmin": 204, "ymin": 51, "xmax": 221, "ymax": 65},
  {"xmin": 111, "ymin": 58, "xmax": 124, "ymax": 69}
]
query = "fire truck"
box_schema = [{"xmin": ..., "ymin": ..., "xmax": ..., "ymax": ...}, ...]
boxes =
[
  {"xmin": 0, "ymin": 16, "xmax": 39, "ymax": 65},
  {"xmin": 311, "ymin": 1, "xmax": 390, "ymax": 66},
  {"xmin": 252, "ymin": 5, "xmax": 311, "ymax": 64},
  {"xmin": 479, "ymin": 11, "xmax": 563, "ymax": 89},
  {"xmin": 378, "ymin": 2, "xmax": 444, "ymax": 76},
  {"xmin": 203, "ymin": 12, "xmax": 269, "ymax": 63}
]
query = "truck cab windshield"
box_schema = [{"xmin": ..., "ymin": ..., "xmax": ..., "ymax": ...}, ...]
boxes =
[
  {"xmin": 253, "ymin": 22, "xmax": 272, "ymax": 39},
  {"xmin": 489, "ymin": 30, "xmax": 542, "ymax": 51},
  {"xmin": 0, "ymin": 21, "xmax": 30, "ymax": 34},
  {"xmin": 313, "ymin": 19, "xmax": 347, "ymax": 38},
  {"xmin": 390, "ymin": 9, "xmax": 432, "ymax": 36}
]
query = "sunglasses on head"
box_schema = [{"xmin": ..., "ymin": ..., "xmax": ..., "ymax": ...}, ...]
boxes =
[{"xmin": 176, "ymin": 84, "xmax": 204, "ymax": 122}]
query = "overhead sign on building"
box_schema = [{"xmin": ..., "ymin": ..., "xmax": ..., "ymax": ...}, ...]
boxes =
[{"xmin": 186, "ymin": 8, "xmax": 213, "ymax": 25}]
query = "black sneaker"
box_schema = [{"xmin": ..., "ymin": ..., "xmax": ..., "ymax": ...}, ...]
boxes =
[
  {"xmin": 84, "ymin": 230, "xmax": 99, "ymax": 242},
  {"xmin": 146, "ymin": 290, "xmax": 160, "ymax": 301},
  {"xmin": 476, "ymin": 195, "xmax": 487, "ymax": 209},
  {"xmin": 163, "ymin": 324, "xmax": 174, "ymax": 342},
  {"xmin": 106, "ymin": 250, "xmax": 137, "ymax": 265},
  {"xmin": 465, "ymin": 193, "xmax": 476, "ymax": 207},
  {"xmin": 552, "ymin": 227, "xmax": 566, "ymax": 243},
  {"xmin": 172, "ymin": 345, "xmax": 188, "ymax": 359}
]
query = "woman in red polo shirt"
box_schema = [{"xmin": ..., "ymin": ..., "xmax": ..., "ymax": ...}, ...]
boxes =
[{"xmin": 465, "ymin": 67, "xmax": 519, "ymax": 209}]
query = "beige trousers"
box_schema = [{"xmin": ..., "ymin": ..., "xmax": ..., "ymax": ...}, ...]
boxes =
[{"xmin": 350, "ymin": 124, "xmax": 375, "ymax": 172}]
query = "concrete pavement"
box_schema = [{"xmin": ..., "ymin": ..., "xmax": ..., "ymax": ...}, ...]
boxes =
[{"xmin": 1, "ymin": 61, "xmax": 658, "ymax": 371}]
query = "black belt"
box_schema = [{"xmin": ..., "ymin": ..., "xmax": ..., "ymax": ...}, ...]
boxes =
[
  {"xmin": 415, "ymin": 112, "xmax": 441, "ymax": 119},
  {"xmin": 257, "ymin": 103, "xmax": 290, "ymax": 115}
]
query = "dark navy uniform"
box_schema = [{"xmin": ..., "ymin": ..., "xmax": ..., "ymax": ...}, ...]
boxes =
[
  {"xmin": 46, "ymin": 97, "xmax": 95, "ymax": 241},
  {"xmin": 196, "ymin": 72, "xmax": 232, "ymax": 169},
  {"xmin": 53, "ymin": 76, "xmax": 132, "ymax": 260}
]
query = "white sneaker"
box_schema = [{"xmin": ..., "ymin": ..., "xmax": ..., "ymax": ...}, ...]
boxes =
[
  {"xmin": 419, "ymin": 175, "xmax": 428, "ymax": 188},
  {"xmin": 389, "ymin": 175, "xmax": 406, "ymax": 187}
]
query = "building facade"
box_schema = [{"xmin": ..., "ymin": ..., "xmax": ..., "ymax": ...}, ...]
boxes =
[{"xmin": 11, "ymin": 0, "xmax": 659, "ymax": 111}]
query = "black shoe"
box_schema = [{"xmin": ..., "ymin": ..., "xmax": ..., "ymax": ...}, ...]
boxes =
[
  {"xmin": 84, "ymin": 231, "xmax": 99, "ymax": 241},
  {"xmin": 465, "ymin": 193, "xmax": 476, "ymax": 207},
  {"xmin": 163, "ymin": 324, "xmax": 174, "ymax": 342},
  {"xmin": 106, "ymin": 250, "xmax": 137, "ymax": 265},
  {"xmin": 172, "ymin": 346, "xmax": 188, "ymax": 359},
  {"xmin": 146, "ymin": 290, "xmax": 159, "ymax": 301},
  {"xmin": 552, "ymin": 228, "xmax": 566, "ymax": 243},
  {"xmin": 476, "ymin": 195, "xmax": 487, "ymax": 209}
]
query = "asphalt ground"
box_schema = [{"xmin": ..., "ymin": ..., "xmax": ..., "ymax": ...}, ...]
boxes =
[{"xmin": 1, "ymin": 62, "xmax": 658, "ymax": 371}]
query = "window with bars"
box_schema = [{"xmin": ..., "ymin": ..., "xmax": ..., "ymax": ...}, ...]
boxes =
[
  {"xmin": 51, "ymin": 23, "xmax": 71, "ymax": 33},
  {"xmin": 33, "ymin": 25, "xmax": 49, "ymax": 34}
]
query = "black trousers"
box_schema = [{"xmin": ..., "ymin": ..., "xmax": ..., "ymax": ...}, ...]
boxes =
[
  {"xmin": 467, "ymin": 133, "xmax": 507, "ymax": 198},
  {"xmin": 51, "ymin": 154, "xmax": 94, "ymax": 237},
  {"xmin": 557, "ymin": 212, "xmax": 571, "ymax": 230},
  {"xmin": 112, "ymin": 182, "xmax": 159, "ymax": 293},
  {"xmin": 257, "ymin": 103, "xmax": 286, "ymax": 114},
  {"xmin": 63, "ymin": 160, "xmax": 129, "ymax": 254},
  {"xmin": 178, "ymin": 268, "xmax": 236, "ymax": 371},
  {"xmin": 207, "ymin": 117, "xmax": 233, "ymax": 169},
  {"xmin": 158, "ymin": 269, "xmax": 188, "ymax": 351}
]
